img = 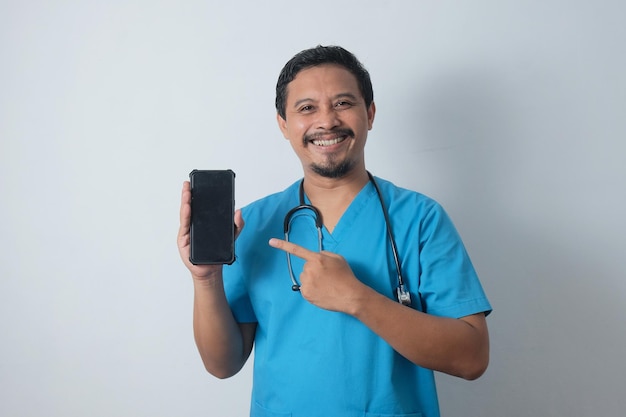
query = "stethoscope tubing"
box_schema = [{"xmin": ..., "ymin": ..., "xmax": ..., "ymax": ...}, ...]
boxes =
[
  {"xmin": 282, "ymin": 172, "xmax": 411, "ymax": 306},
  {"xmin": 284, "ymin": 204, "xmax": 323, "ymax": 291}
]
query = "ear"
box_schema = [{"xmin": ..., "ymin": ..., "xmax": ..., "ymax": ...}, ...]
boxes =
[
  {"xmin": 277, "ymin": 113, "xmax": 289, "ymax": 139},
  {"xmin": 367, "ymin": 102, "xmax": 376, "ymax": 130}
]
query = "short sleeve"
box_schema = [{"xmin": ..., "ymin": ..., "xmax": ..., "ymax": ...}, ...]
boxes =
[{"xmin": 417, "ymin": 203, "xmax": 492, "ymax": 318}]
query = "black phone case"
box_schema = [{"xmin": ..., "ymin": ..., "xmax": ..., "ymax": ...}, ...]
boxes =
[{"xmin": 189, "ymin": 169, "xmax": 236, "ymax": 265}]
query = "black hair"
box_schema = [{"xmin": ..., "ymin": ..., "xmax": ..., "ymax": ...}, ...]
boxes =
[{"xmin": 275, "ymin": 45, "xmax": 374, "ymax": 119}]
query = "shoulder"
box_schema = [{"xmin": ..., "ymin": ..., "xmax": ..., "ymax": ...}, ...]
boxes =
[
  {"xmin": 372, "ymin": 176, "xmax": 458, "ymax": 238},
  {"xmin": 372, "ymin": 176, "xmax": 442, "ymax": 214}
]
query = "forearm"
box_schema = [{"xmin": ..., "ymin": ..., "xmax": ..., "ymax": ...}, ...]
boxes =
[
  {"xmin": 192, "ymin": 272, "xmax": 252, "ymax": 379},
  {"xmin": 350, "ymin": 285, "xmax": 489, "ymax": 380}
]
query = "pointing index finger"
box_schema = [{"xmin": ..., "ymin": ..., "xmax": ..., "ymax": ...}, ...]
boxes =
[{"xmin": 269, "ymin": 238, "xmax": 316, "ymax": 261}]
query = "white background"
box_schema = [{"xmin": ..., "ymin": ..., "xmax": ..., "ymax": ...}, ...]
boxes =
[{"xmin": 1, "ymin": 1, "xmax": 625, "ymax": 416}]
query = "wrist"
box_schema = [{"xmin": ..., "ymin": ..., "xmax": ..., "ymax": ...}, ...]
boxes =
[
  {"xmin": 346, "ymin": 282, "xmax": 378, "ymax": 317},
  {"xmin": 192, "ymin": 269, "xmax": 223, "ymax": 288}
]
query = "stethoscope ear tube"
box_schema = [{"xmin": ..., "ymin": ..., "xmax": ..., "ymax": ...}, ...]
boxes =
[
  {"xmin": 284, "ymin": 205, "xmax": 323, "ymax": 291},
  {"xmin": 285, "ymin": 230, "xmax": 301, "ymax": 291},
  {"xmin": 367, "ymin": 172, "xmax": 412, "ymax": 307}
]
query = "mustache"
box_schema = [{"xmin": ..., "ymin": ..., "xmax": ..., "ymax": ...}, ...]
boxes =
[{"xmin": 303, "ymin": 128, "xmax": 355, "ymax": 144}]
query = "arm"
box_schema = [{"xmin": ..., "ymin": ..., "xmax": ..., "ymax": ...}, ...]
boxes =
[
  {"xmin": 192, "ymin": 273, "xmax": 257, "ymax": 379},
  {"xmin": 349, "ymin": 286, "xmax": 488, "ymax": 380},
  {"xmin": 268, "ymin": 238, "xmax": 489, "ymax": 380},
  {"xmin": 178, "ymin": 181, "xmax": 256, "ymax": 379}
]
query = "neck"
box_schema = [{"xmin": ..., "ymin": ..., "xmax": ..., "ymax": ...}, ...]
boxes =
[
  {"xmin": 302, "ymin": 168, "xmax": 369, "ymax": 200},
  {"xmin": 301, "ymin": 168, "xmax": 370, "ymax": 233}
]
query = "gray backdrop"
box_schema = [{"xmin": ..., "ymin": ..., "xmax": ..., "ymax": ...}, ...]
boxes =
[{"xmin": 1, "ymin": 1, "xmax": 624, "ymax": 416}]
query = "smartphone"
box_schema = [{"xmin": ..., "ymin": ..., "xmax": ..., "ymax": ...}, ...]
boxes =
[{"xmin": 189, "ymin": 169, "xmax": 236, "ymax": 265}]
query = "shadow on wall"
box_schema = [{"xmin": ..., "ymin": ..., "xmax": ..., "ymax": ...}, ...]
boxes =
[{"xmin": 405, "ymin": 69, "xmax": 624, "ymax": 416}]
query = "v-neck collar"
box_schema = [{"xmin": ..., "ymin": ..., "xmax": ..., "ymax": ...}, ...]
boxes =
[{"xmin": 301, "ymin": 180, "xmax": 377, "ymax": 250}]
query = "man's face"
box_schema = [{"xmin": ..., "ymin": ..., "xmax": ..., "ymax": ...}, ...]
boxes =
[{"xmin": 277, "ymin": 64, "xmax": 375, "ymax": 179}]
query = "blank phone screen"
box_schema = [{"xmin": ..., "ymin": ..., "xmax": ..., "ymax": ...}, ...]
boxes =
[{"xmin": 189, "ymin": 170, "xmax": 235, "ymax": 264}]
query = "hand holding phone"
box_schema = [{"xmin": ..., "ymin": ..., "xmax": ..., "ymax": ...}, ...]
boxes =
[{"xmin": 189, "ymin": 169, "xmax": 236, "ymax": 265}]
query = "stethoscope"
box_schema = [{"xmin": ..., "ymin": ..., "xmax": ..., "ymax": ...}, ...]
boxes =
[{"xmin": 283, "ymin": 172, "xmax": 412, "ymax": 306}]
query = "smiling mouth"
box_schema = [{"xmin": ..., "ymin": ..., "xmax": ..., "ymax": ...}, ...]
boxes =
[
  {"xmin": 311, "ymin": 135, "xmax": 348, "ymax": 147},
  {"xmin": 305, "ymin": 128, "xmax": 354, "ymax": 147}
]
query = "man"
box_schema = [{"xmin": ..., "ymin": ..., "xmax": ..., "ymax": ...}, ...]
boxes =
[{"xmin": 178, "ymin": 45, "xmax": 491, "ymax": 417}]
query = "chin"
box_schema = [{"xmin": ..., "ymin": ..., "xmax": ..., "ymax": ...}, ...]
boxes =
[{"xmin": 310, "ymin": 160, "xmax": 354, "ymax": 179}]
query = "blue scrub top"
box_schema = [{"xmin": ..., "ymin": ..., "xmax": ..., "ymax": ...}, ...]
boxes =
[{"xmin": 224, "ymin": 177, "xmax": 491, "ymax": 417}]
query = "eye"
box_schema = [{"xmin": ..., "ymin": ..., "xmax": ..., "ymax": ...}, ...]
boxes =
[
  {"xmin": 298, "ymin": 104, "xmax": 314, "ymax": 113},
  {"xmin": 335, "ymin": 100, "xmax": 354, "ymax": 108}
]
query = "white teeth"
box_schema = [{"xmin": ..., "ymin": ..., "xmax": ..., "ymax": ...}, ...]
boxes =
[{"xmin": 312, "ymin": 136, "xmax": 345, "ymax": 146}]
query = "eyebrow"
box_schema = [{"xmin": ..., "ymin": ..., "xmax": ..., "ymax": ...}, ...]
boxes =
[{"xmin": 292, "ymin": 93, "xmax": 360, "ymax": 109}]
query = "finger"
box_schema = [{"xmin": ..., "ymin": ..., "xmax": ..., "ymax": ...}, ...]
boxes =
[
  {"xmin": 178, "ymin": 181, "xmax": 191, "ymax": 239},
  {"xmin": 268, "ymin": 238, "xmax": 316, "ymax": 261},
  {"xmin": 234, "ymin": 209, "xmax": 245, "ymax": 239}
]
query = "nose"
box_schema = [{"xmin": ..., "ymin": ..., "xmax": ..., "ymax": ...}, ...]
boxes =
[{"xmin": 316, "ymin": 106, "xmax": 340, "ymax": 130}]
